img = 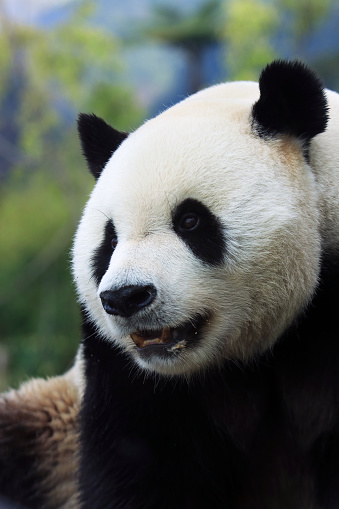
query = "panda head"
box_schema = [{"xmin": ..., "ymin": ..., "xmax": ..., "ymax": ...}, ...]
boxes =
[{"xmin": 73, "ymin": 61, "xmax": 328, "ymax": 376}]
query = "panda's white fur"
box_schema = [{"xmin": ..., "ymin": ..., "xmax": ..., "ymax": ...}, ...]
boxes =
[{"xmin": 73, "ymin": 79, "xmax": 331, "ymax": 376}]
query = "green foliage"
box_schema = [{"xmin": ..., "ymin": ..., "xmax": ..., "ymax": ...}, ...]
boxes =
[
  {"xmin": 277, "ymin": 0, "xmax": 331, "ymax": 42},
  {"xmin": 224, "ymin": 0, "xmax": 278, "ymax": 80},
  {"xmin": 0, "ymin": 33, "xmax": 10, "ymax": 97},
  {"xmin": 145, "ymin": 0, "xmax": 223, "ymax": 94},
  {"xmin": 223, "ymin": 0, "xmax": 332, "ymax": 81},
  {"xmin": 0, "ymin": 148, "xmax": 92, "ymax": 388},
  {"xmin": 147, "ymin": 1, "xmax": 222, "ymax": 47},
  {"xmin": 0, "ymin": 172, "xmax": 70, "ymax": 285},
  {"xmin": 0, "ymin": 1, "xmax": 144, "ymax": 389},
  {"xmin": 31, "ymin": 25, "xmax": 122, "ymax": 105}
]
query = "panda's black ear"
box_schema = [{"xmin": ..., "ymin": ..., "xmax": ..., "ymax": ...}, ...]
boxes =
[
  {"xmin": 77, "ymin": 113, "xmax": 129, "ymax": 179},
  {"xmin": 252, "ymin": 60, "xmax": 328, "ymax": 147}
]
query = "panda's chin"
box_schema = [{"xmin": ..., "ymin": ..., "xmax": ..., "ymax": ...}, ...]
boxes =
[{"xmin": 129, "ymin": 314, "xmax": 207, "ymax": 361}]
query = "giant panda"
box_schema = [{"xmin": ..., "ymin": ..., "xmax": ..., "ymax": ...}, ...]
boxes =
[{"xmin": 1, "ymin": 60, "xmax": 339, "ymax": 509}]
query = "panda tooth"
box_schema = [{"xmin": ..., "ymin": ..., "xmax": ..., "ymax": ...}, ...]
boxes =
[
  {"xmin": 130, "ymin": 333, "xmax": 145, "ymax": 348},
  {"xmin": 160, "ymin": 327, "xmax": 171, "ymax": 343},
  {"xmin": 130, "ymin": 327, "xmax": 172, "ymax": 348}
]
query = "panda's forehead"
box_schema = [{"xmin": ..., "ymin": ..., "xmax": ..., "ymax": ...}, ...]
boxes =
[
  {"xmin": 91, "ymin": 95, "xmax": 302, "ymax": 233},
  {"xmin": 96, "ymin": 139, "xmax": 235, "ymax": 227}
]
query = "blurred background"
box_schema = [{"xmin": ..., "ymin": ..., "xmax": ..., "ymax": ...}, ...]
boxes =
[{"xmin": 0, "ymin": 0, "xmax": 338, "ymax": 390}]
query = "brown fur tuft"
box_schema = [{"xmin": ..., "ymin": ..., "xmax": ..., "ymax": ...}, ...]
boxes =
[{"xmin": 0, "ymin": 371, "xmax": 80, "ymax": 508}]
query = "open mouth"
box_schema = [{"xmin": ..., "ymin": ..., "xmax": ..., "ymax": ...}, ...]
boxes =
[{"xmin": 130, "ymin": 315, "xmax": 206, "ymax": 353}]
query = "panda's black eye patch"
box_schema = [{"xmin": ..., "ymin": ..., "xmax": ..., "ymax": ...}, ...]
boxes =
[
  {"xmin": 172, "ymin": 198, "xmax": 226, "ymax": 265},
  {"xmin": 91, "ymin": 219, "xmax": 117, "ymax": 286}
]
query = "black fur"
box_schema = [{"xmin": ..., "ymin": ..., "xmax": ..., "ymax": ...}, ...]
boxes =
[
  {"xmin": 172, "ymin": 198, "xmax": 226, "ymax": 265},
  {"xmin": 252, "ymin": 60, "xmax": 328, "ymax": 148},
  {"xmin": 91, "ymin": 219, "xmax": 117, "ymax": 286},
  {"xmin": 79, "ymin": 255, "xmax": 339, "ymax": 509},
  {"xmin": 77, "ymin": 113, "xmax": 128, "ymax": 179},
  {"xmin": 0, "ymin": 431, "xmax": 44, "ymax": 509}
]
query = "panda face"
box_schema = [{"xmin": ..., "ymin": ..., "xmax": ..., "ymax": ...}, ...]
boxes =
[{"xmin": 74, "ymin": 62, "xmax": 327, "ymax": 376}]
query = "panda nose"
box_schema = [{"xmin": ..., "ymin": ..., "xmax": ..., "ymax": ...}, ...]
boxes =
[{"xmin": 100, "ymin": 285, "xmax": 157, "ymax": 318}]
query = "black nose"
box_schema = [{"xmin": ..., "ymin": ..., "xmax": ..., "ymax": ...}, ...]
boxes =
[{"xmin": 100, "ymin": 285, "xmax": 157, "ymax": 318}]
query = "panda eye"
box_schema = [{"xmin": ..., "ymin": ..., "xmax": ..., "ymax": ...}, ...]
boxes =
[
  {"xmin": 111, "ymin": 237, "xmax": 118, "ymax": 250},
  {"xmin": 178, "ymin": 213, "xmax": 200, "ymax": 231}
]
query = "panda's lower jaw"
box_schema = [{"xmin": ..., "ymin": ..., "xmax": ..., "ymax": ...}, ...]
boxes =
[{"xmin": 129, "ymin": 315, "xmax": 206, "ymax": 358}]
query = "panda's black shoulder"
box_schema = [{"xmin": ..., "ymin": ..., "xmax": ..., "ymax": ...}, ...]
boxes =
[{"xmin": 274, "ymin": 254, "xmax": 339, "ymax": 432}]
